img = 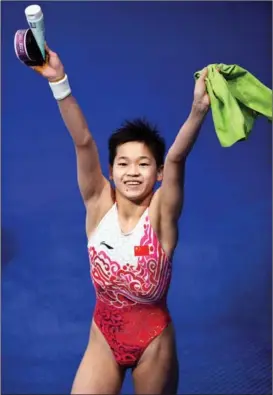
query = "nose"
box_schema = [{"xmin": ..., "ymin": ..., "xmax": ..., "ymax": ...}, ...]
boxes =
[{"xmin": 126, "ymin": 164, "xmax": 140, "ymax": 176}]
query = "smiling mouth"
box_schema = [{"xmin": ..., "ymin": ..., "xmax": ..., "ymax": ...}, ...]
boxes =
[{"xmin": 124, "ymin": 181, "xmax": 142, "ymax": 186}]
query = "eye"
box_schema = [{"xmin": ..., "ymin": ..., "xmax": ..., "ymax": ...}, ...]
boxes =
[
  {"xmin": 139, "ymin": 163, "xmax": 149, "ymax": 167},
  {"xmin": 118, "ymin": 162, "xmax": 127, "ymax": 167}
]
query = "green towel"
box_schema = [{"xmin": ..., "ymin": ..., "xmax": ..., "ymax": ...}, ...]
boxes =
[{"xmin": 194, "ymin": 64, "xmax": 272, "ymax": 147}]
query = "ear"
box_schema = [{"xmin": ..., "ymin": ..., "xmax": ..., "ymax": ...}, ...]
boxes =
[
  {"xmin": 157, "ymin": 165, "xmax": 164, "ymax": 182},
  {"xmin": 109, "ymin": 165, "xmax": 113, "ymax": 180}
]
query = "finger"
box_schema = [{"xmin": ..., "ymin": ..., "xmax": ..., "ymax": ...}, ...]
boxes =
[
  {"xmin": 199, "ymin": 67, "xmax": 208, "ymax": 80},
  {"xmin": 31, "ymin": 64, "xmax": 46, "ymax": 74}
]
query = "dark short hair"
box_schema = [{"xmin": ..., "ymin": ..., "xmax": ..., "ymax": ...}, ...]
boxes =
[{"xmin": 108, "ymin": 118, "xmax": 166, "ymax": 167}]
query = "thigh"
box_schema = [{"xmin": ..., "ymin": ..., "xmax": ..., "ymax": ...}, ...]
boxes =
[
  {"xmin": 71, "ymin": 321, "xmax": 125, "ymax": 395},
  {"xmin": 132, "ymin": 323, "xmax": 179, "ymax": 395}
]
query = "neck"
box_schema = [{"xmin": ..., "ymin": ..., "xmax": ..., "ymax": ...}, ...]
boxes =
[{"xmin": 115, "ymin": 191, "xmax": 152, "ymax": 220}]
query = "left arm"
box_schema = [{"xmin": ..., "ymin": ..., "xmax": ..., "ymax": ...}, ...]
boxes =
[{"xmin": 159, "ymin": 68, "xmax": 210, "ymax": 223}]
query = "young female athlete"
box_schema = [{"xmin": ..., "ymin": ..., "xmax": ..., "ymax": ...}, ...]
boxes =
[{"xmin": 27, "ymin": 44, "xmax": 210, "ymax": 394}]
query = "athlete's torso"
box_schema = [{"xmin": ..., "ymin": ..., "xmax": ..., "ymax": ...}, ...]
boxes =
[{"xmin": 87, "ymin": 203, "xmax": 172, "ymax": 308}]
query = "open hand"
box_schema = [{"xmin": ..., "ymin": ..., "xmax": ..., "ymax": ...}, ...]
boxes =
[
  {"xmin": 193, "ymin": 67, "xmax": 210, "ymax": 113},
  {"xmin": 32, "ymin": 44, "xmax": 65, "ymax": 82}
]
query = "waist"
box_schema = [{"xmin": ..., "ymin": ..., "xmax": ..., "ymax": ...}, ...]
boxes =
[
  {"xmin": 94, "ymin": 298, "xmax": 171, "ymax": 328},
  {"xmin": 91, "ymin": 258, "xmax": 172, "ymax": 307}
]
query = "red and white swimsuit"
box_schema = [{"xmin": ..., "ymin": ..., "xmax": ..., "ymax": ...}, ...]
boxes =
[{"xmin": 88, "ymin": 203, "xmax": 172, "ymax": 367}]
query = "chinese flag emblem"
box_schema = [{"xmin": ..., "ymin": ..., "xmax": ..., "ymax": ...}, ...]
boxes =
[{"xmin": 134, "ymin": 245, "xmax": 151, "ymax": 256}]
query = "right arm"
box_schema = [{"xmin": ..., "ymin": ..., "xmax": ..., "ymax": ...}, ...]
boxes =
[
  {"xmin": 33, "ymin": 45, "xmax": 109, "ymax": 205},
  {"xmin": 57, "ymin": 95, "xmax": 108, "ymax": 203}
]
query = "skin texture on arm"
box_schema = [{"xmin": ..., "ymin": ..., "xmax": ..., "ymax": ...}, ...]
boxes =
[
  {"xmin": 33, "ymin": 45, "xmax": 109, "ymax": 205},
  {"xmin": 160, "ymin": 106, "xmax": 208, "ymax": 218},
  {"xmin": 157, "ymin": 69, "xmax": 210, "ymax": 250},
  {"xmin": 58, "ymin": 96, "xmax": 108, "ymax": 203}
]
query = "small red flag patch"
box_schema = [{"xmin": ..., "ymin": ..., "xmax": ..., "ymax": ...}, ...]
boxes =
[{"xmin": 134, "ymin": 245, "xmax": 150, "ymax": 256}]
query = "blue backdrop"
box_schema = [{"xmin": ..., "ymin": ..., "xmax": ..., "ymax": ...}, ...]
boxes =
[{"xmin": 2, "ymin": 1, "xmax": 272, "ymax": 394}]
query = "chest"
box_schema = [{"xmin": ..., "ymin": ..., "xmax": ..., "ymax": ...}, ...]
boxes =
[
  {"xmin": 88, "ymin": 208, "xmax": 172, "ymax": 304},
  {"xmin": 89, "ymin": 217, "xmax": 154, "ymax": 268}
]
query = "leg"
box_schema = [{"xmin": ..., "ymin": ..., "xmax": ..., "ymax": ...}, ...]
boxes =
[
  {"xmin": 71, "ymin": 321, "xmax": 125, "ymax": 395},
  {"xmin": 132, "ymin": 323, "xmax": 179, "ymax": 395}
]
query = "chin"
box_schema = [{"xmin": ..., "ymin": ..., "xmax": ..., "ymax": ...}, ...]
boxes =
[
  {"xmin": 123, "ymin": 188, "xmax": 153, "ymax": 203},
  {"xmin": 124, "ymin": 191, "xmax": 143, "ymax": 201}
]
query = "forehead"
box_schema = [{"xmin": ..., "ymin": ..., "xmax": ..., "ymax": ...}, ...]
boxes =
[{"xmin": 116, "ymin": 141, "xmax": 153, "ymax": 158}]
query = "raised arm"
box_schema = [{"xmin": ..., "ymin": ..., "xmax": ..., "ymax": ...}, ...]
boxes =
[
  {"xmin": 33, "ymin": 45, "xmax": 108, "ymax": 205},
  {"xmin": 57, "ymin": 95, "xmax": 108, "ymax": 204},
  {"xmin": 159, "ymin": 69, "xmax": 210, "ymax": 224}
]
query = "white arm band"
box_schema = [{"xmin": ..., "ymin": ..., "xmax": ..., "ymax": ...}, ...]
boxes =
[{"xmin": 48, "ymin": 74, "xmax": 72, "ymax": 100}]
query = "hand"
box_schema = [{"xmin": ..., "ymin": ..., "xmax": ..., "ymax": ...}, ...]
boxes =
[
  {"xmin": 193, "ymin": 67, "xmax": 210, "ymax": 113},
  {"xmin": 32, "ymin": 44, "xmax": 65, "ymax": 82}
]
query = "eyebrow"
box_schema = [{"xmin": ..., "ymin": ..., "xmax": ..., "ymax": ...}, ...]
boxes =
[
  {"xmin": 117, "ymin": 156, "xmax": 151, "ymax": 160},
  {"xmin": 117, "ymin": 155, "xmax": 151, "ymax": 160}
]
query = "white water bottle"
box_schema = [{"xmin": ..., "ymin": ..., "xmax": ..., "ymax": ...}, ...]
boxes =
[{"xmin": 25, "ymin": 4, "xmax": 45, "ymax": 60}]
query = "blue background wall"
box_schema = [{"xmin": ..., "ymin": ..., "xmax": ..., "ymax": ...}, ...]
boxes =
[{"xmin": 2, "ymin": 1, "xmax": 272, "ymax": 394}]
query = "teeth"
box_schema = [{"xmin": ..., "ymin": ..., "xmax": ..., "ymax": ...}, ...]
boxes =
[{"xmin": 126, "ymin": 182, "xmax": 140, "ymax": 185}]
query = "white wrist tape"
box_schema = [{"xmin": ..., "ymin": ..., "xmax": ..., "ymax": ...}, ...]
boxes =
[{"xmin": 48, "ymin": 74, "xmax": 71, "ymax": 100}]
